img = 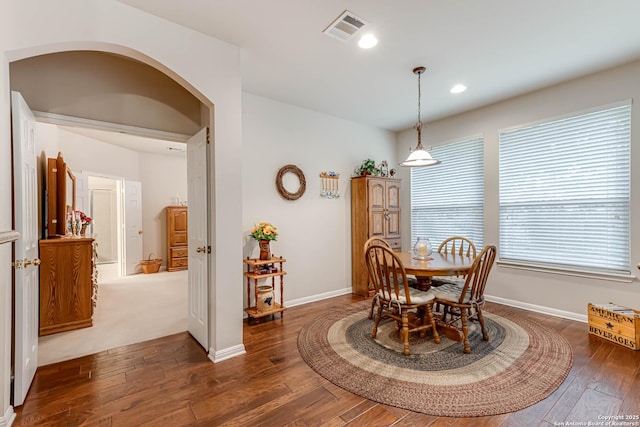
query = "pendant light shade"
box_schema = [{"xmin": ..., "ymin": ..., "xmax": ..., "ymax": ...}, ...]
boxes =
[{"xmin": 400, "ymin": 66, "xmax": 440, "ymax": 168}]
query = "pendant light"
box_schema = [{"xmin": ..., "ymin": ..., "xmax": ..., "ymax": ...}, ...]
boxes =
[{"xmin": 400, "ymin": 66, "xmax": 440, "ymax": 167}]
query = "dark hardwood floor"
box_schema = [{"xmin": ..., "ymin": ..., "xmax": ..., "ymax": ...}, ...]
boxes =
[{"xmin": 13, "ymin": 294, "xmax": 640, "ymax": 426}]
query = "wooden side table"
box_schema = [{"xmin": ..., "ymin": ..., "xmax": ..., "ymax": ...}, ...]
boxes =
[{"xmin": 243, "ymin": 256, "xmax": 287, "ymax": 322}]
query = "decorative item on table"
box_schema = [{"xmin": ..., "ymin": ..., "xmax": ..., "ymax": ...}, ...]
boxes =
[
  {"xmin": 412, "ymin": 236, "xmax": 433, "ymax": 260},
  {"xmin": 66, "ymin": 211, "xmax": 75, "ymax": 236},
  {"xmin": 320, "ymin": 171, "xmax": 341, "ymax": 198},
  {"xmin": 250, "ymin": 222, "xmax": 278, "ymax": 260},
  {"xmin": 75, "ymin": 210, "xmax": 92, "ymax": 236},
  {"xmin": 353, "ymin": 159, "xmax": 380, "ymax": 177}
]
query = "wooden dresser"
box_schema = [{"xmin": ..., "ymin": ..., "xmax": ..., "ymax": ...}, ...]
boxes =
[
  {"xmin": 39, "ymin": 237, "xmax": 95, "ymax": 336},
  {"xmin": 166, "ymin": 206, "xmax": 188, "ymax": 271},
  {"xmin": 351, "ymin": 176, "xmax": 402, "ymax": 296}
]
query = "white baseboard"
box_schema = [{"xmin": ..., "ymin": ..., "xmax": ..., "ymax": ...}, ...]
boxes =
[
  {"xmin": 486, "ymin": 294, "xmax": 588, "ymax": 323},
  {"xmin": 286, "ymin": 287, "xmax": 353, "ymax": 308},
  {"xmin": 0, "ymin": 406, "xmax": 15, "ymax": 427},
  {"xmin": 209, "ymin": 344, "xmax": 246, "ymax": 363}
]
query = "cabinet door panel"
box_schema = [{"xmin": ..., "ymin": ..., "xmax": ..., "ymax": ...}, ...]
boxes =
[
  {"xmin": 368, "ymin": 180, "xmax": 385, "ymax": 209},
  {"xmin": 385, "ymin": 211, "xmax": 401, "ymax": 238},
  {"xmin": 386, "ymin": 182, "xmax": 401, "ymax": 209},
  {"xmin": 369, "ymin": 211, "xmax": 385, "ymax": 237},
  {"xmin": 171, "ymin": 209, "xmax": 188, "ymax": 233}
]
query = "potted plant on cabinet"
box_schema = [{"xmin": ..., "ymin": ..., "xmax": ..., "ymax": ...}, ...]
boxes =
[{"xmin": 354, "ymin": 159, "xmax": 380, "ymax": 176}]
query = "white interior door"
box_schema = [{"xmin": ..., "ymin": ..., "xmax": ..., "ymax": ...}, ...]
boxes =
[
  {"xmin": 187, "ymin": 128, "xmax": 209, "ymax": 349},
  {"xmin": 11, "ymin": 91, "xmax": 39, "ymax": 406},
  {"xmin": 124, "ymin": 180, "xmax": 143, "ymax": 275}
]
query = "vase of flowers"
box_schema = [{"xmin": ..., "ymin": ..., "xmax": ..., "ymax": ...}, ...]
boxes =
[
  {"xmin": 250, "ymin": 222, "xmax": 278, "ymax": 260},
  {"xmin": 75, "ymin": 210, "xmax": 93, "ymax": 236}
]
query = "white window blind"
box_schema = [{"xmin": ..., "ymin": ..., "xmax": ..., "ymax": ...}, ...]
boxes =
[
  {"xmin": 411, "ymin": 136, "xmax": 484, "ymax": 250},
  {"xmin": 499, "ymin": 102, "xmax": 631, "ymax": 273}
]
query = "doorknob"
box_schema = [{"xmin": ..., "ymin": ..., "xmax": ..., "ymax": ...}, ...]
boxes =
[
  {"xmin": 196, "ymin": 246, "xmax": 206, "ymax": 253},
  {"xmin": 23, "ymin": 258, "xmax": 41, "ymax": 267},
  {"xmin": 138, "ymin": 230, "xmax": 144, "ymax": 235}
]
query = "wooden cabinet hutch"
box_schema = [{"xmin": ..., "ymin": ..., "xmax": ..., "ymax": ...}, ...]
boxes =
[
  {"xmin": 350, "ymin": 176, "xmax": 402, "ymax": 296},
  {"xmin": 166, "ymin": 206, "xmax": 188, "ymax": 271}
]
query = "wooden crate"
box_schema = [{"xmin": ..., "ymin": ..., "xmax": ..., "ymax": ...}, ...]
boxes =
[{"xmin": 587, "ymin": 303, "xmax": 640, "ymax": 350}]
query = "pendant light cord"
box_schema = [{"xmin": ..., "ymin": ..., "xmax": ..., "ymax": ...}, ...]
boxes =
[{"xmin": 417, "ymin": 70, "xmax": 422, "ymax": 127}]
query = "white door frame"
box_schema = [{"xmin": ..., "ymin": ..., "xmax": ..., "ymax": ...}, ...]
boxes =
[{"xmin": 83, "ymin": 171, "xmax": 126, "ymax": 276}]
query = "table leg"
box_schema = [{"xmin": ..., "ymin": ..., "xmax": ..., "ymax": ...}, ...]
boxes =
[{"xmin": 415, "ymin": 276, "xmax": 432, "ymax": 291}]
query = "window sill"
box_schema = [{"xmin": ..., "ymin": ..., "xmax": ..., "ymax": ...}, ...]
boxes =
[{"xmin": 496, "ymin": 260, "xmax": 636, "ymax": 283}]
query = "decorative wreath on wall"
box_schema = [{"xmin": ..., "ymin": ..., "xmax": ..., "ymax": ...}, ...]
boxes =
[{"xmin": 276, "ymin": 164, "xmax": 306, "ymax": 200}]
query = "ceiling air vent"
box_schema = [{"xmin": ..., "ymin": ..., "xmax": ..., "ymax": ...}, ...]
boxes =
[{"xmin": 323, "ymin": 10, "xmax": 369, "ymax": 41}]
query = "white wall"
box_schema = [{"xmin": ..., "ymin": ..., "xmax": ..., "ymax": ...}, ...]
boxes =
[
  {"xmin": 138, "ymin": 151, "xmax": 187, "ymax": 265},
  {"xmin": 0, "ymin": 0, "xmax": 242, "ymax": 420},
  {"xmin": 38, "ymin": 125, "xmax": 141, "ymax": 181},
  {"xmin": 242, "ymin": 93, "xmax": 397, "ymax": 303},
  {"xmin": 396, "ymin": 59, "xmax": 640, "ymax": 317}
]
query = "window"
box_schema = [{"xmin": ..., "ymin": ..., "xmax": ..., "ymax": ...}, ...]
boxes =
[
  {"xmin": 499, "ymin": 102, "xmax": 631, "ymax": 274},
  {"xmin": 411, "ymin": 136, "xmax": 484, "ymax": 250}
]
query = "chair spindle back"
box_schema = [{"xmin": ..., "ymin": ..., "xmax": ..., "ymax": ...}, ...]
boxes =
[
  {"xmin": 365, "ymin": 244, "xmax": 413, "ymax": 304},
  {"xmin": 459, "ymin": 245, "xmax": 496, "ymax": 304}
]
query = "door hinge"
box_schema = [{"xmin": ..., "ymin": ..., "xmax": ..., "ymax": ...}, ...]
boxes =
[{"xmin": 206, "ymin": 128, "xmax": 211, "ymax": 144}]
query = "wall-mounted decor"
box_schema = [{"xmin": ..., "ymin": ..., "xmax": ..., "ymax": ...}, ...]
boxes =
[
  {"xmin": 276, "ymin": 164, "xmax": 306, "ymax": 200},
  {"xmin": 320, "ymin": 171, "xmax": 340, "ymax": 198}
]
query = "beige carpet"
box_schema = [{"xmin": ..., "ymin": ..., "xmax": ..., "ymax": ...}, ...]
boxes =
[{"xmin": 38, "ymin": 269, "xmax": 188, "ymax": 366}]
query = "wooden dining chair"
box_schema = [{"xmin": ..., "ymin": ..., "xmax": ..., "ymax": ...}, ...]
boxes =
[
  {"xmin": 431, "ymin": 236, "xmax": 477, "ymax": 287},
  {"xmin": 432, "ymin": 245, "xmax": 497, "ymax": 354},
  {"xmin": 365, "ymin": 244, "xmax": 441, "ymax": 356},
  {"xmin": 364, "ymin": 237, "xmax": 417, "ymax": 319}
]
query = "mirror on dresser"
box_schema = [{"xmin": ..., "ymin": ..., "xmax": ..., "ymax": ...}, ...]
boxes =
[{"xmin": 46, "ymin": 152, "xmax": 76, "ymax": 236}]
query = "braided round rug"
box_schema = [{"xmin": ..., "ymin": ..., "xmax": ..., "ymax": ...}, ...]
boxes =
[{"xmin": 297, "ymin": 302, "xmax": 573, "ymax": 417}]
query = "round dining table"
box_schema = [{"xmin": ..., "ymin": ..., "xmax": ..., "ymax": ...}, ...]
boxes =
[{"xmin": 395, "ymin": 251, "xmax": 474, "ymax": 291}]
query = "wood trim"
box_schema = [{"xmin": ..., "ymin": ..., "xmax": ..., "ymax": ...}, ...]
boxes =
[
  {"xmin": 33, "ymin": 111, "xmax": 191, "ymax": 143},
  {"xmin": 0, "ymin": 230, "xmax": 19, "ymax": 245}
]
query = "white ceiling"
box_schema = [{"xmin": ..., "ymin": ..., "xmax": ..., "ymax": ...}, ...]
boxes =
[{"xmin": 116, "ymin": 0, "xmax": 640, "ymax": 132}]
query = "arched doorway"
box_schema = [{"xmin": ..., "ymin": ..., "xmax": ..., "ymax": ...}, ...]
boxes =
[
  {"xmin": 1, "ymin": 5, "xmax": 246, "ymax": 417},
  {"xmin": 8, "ymin": 46, "xmax": 212, "ymax": 407}
]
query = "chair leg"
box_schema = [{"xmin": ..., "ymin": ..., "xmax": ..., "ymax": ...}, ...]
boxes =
[
  {"xmin": 425, "ymin": 304, "xmax": 440, "ymax": 344},
  {"xmin": 371, "ymin": 303, "xmax": 383, "ymax": 338},
  {"xmin": 368, "ymin": 297, "xmax": 376, "ymax": 320},
  {"xmin": 460, "ymin": 310, "xmax": 471, "ymax": 354},
  {"xmin": 477, "ymin": 308, "xmax": 489, "ymax": 341},
  {"xmin": 401, "ymin": 311, "xmax": 410, "ymax": 356}
]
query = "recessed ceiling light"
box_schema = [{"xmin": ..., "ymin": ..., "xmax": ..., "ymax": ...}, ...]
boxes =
[
  {"xmin": 450, "ymin": 84, "xmax": 467, "ymax": 94},
  {"xmin": 358, "ymin": 33, "xmax": 378, "ymax": 49}
]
